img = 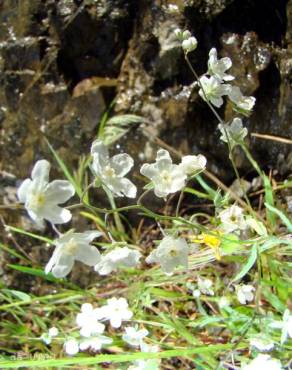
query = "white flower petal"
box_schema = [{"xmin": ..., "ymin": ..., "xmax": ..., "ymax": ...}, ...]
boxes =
[
  {"xmin": 75, "ymin": 244, "xmax": 101, "ymax": 266},
  {"xmin": 118, "ymin": 178, "xmax": 137, "ymax": 198},
  {"xmin": 17, "ymin": 179, "xmax": 32, "ymax": 203},
  {"xmin": 91, "ymin": 140, "xmax": 109, "ymax": 160},
  {"xmin": 64, "ymin": 338, "xmax": 79, "ymax": 355},
  {"xmin": 140, "ymin": 163, "xmax": 158, "ymax": 180},
  {"xmin": 110, "ymin": 153, "xmax": 134, "ymax": 177},
  {"xmin": 42, "ymin": 205, "xmax": 72, "ymax": 224},
  {"xmin": 45, "ymin": 180, "xmax": 75, "ymax": 204},
  {"xmin": 31, "ymin": 160, "xmax": 50, "ymax": 183},
  {"xmin": 110, "ymin": 316, "xmax": 122, "ymax": 328}
]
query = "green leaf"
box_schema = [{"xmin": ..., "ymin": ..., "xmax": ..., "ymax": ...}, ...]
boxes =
[
  {"xmin": 232, "ymin": 243, "xmax": 257, "ymax": 282},
  {"xmin": 221, "ymin": 234, "xmax": 240, "ymax": 255},
  {"xmin": 263, "ymin": 175, "xmax": 276, "ymax": 228},
  {"xmin": 8, "ymin": 264, "xmax": 60, "ymax": 283},
  {"xmin": 45, "ymin": 138, "xmax": 82, "ymax": 197},
  {"xmin": 264, "ymin": 202, "xmax": 292, "ymax": 232},
  {"xmin": 0, "ymin": 344, "xmax": 234, "ymax": 368},
  {"xmin": 3, "ymin": 289, "xmax": 31, "ymax": 302},
  {"xmin": 7, "ymin": 225, "xmax": 53, "ymax": 245}
]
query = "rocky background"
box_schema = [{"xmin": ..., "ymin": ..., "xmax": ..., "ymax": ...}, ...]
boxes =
[{"xmin": 0, "ymin": 0, "xmax": 291, "ymax": 200}]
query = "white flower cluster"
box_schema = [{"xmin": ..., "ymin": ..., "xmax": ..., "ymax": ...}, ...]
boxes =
[
  {"xmin": 63, "ymin": 298, "xmax": 160, "ymax": 369},
  {"xmin": 64, "ymin": 298, "xmax": 132, "ymax": 355}
]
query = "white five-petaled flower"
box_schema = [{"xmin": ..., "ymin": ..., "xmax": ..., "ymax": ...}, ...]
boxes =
[
  {"xmin": 219, "ymin": 204, "xmax": 247, "ymax": 233},
  {"xmin": 218, "ymin": 117, "xmax": 248, "ymax": 149},
  {"xmin": 140, "ymin": 149, "xmax": 187, "ymax": 198},
  {"xmin": 64, "ymin": 338, "xmax": 79, "ymax": 356},
  {"xmin": 228, "ymin": 86, "xmax": 256, "ymax": 113},
  {"xmin": 79, "ymin": 335, "xmax": 112, "ymax": 352},
  {"xmin": 146, "ymin": 236, "xmax": 189, "ymax": 275},
  {"xmin": 236, "ymin": 284, "xmax": 255, "ymax": 305},
  {"xmin": 179, "ymin": 154, "xmax": 207, "ymax": 175},
  {"xmin": 76, "ymin": 303, "xmax": 105, "ymax": 337},
  {"xmin": 197, "ymin": 277, "xmax": 214, "ymax": 296},
  {"xmin": 122, "ymin": 326, "xmax": 149, "ymax": 347},
  {"xmin": 17, "ymin": 160, "xmax": 75, "ymax": 227},
  {"xmin": 241, "ymin": 354, "xmax": 282, "ymax": 370},
  {"xmin": 45, "ymin": 230, "xmax": 102, "ymax": 278},
  {"xmin": 96, "ymin": 297, "xmax": 133, "ymax": 328},
  {"xmin": 208, "ymin": 48, "xmax": 234, "ymax": 82},
  {"xmin": 94, "ymin": 246, "xmax": 142, "ymax": 275},
  {"xmin": 91, "ymin": 140, "xmax": 137, "ymax": 198},
  {"xmin": 198, "ymin": 76, "xmax": 230, "ymax": 108}
]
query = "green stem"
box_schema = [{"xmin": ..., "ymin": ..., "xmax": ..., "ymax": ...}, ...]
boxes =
[
  {"xmin": 102, "ymin": 185, "xmax": 125, "ymax": 238},
  {"xmin": 184, "ymin": 53, "xmax": 253, "ymax": 211}
]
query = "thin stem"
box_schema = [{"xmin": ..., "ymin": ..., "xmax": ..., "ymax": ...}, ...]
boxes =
[
  {"xmin": 184, "ymin": 53, "xmax": 253, "ymax": 212},
  {"xmin": 102, "ymin": 185, "xmax": 125, "ymax": 237},
  {"xmin": 176, "ymin": 188, "xmax": 185, "ymax": 217}
]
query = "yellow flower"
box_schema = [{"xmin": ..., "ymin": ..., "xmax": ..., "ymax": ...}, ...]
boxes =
[{"xmin": 192, "ymin": 232, "xmax": 222, "ymax": 260}]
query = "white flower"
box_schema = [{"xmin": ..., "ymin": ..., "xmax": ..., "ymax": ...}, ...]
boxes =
[
  {"xmin": 91, "ymin": 140, "xmax": 137, "ymax": 198},
  {"xmin": 218, "ymin": 118, "xmax": 248, "ymax": 149},
  {"xmin": 96, "ymin": 297, "xmax": 133, "ymax": 328},
  {"xmin": 79, "ymin": 335, "xmax": 112, "ymax": 352},
  {"xmin": 64, "ymin": 338, "xmax": 79, "ymax": 356},
  {"xmin": 269, "ymin": 309, "xmax": 292, "ymax": 344},
  {"xmin": 76, "ymin": 303, "xmax": 105, "ymax": 337},
  {"xmin": 236, "ymin": 284, "xmax": 255, "ymax": 305},
  {"xmin": 146, "ymin": 236, "xmax": 189, "ymax": 275},
  {"xmin": 208, "ymin": 48, "xmax": 234, "ymax": 82},
  {"xmin": 45, "ymin": 230, "xmax": 102, "ymax": 278},
  {"xmin": 228, "ymin": 86, "xmax": 256, "ymax": 113},
  {"xmin": 198, "ymin": 76, "xmax": 230, "ymax": 108},
  {"xmin": 179, "ymin": 154, "xmax": 207, "ymax": 175},
  {"xmin": 197, "ymin": 277, "xmax": 214, "ymax": 296},
  {"xmin": 122, "ymin": 327, "xmax": 149, "ymax": 347},
  {"xmin": 17, "ymin": 160, "xmax": 75, "ymax": 227},
  {"xmin": 94, "ymin": 247, "xmax": 141, "ymax": 275},
  {"xmin": 249, "ymin": 337, "xmax": 274, "ymax": 352},
  {"xmin": 48, "ymin": 327, "xmax": 59, "ymax": 337},
  {"xmin": 219, "ymin": 205, "xmax": 247, "ymax": 233},
  {"xmin": 182, "ymin": 36, "xmax": 198, "ymax": 53},
  {"xmin": 241, "ymin": 354, "xmax": 282, "ymax": 370},
  {"xmin": 140, "ymin": 149, "xmax": 187, "ymax": 198}
]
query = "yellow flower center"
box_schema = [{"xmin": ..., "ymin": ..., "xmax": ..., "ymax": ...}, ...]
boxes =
[
  {"xmin": 169, "ymin": 248, "xmax": 178, "ymax": 257},
  {"xmin": 28, "ymin": 193, "xmax": 46, "ymax": 211},
  {"xmin": 161, "ymin": 170, "xmax": 172, "ymax": 185},
  {"xmin": 64, "ymin": 239, "xmax": 78, "ymax": 255},
  {"xmin": 104, "ymin": 165, "xmax": 116, "ymax": 178}
]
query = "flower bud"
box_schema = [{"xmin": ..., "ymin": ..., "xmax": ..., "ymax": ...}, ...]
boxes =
[{"xmin": 182, "ymin": 36, "xmax": 198, "ymax": 53}]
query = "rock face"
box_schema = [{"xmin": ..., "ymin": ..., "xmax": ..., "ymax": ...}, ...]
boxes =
[{"xmin": 0, "ymin": 0, "xmax": 291, "ymax": 183}]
